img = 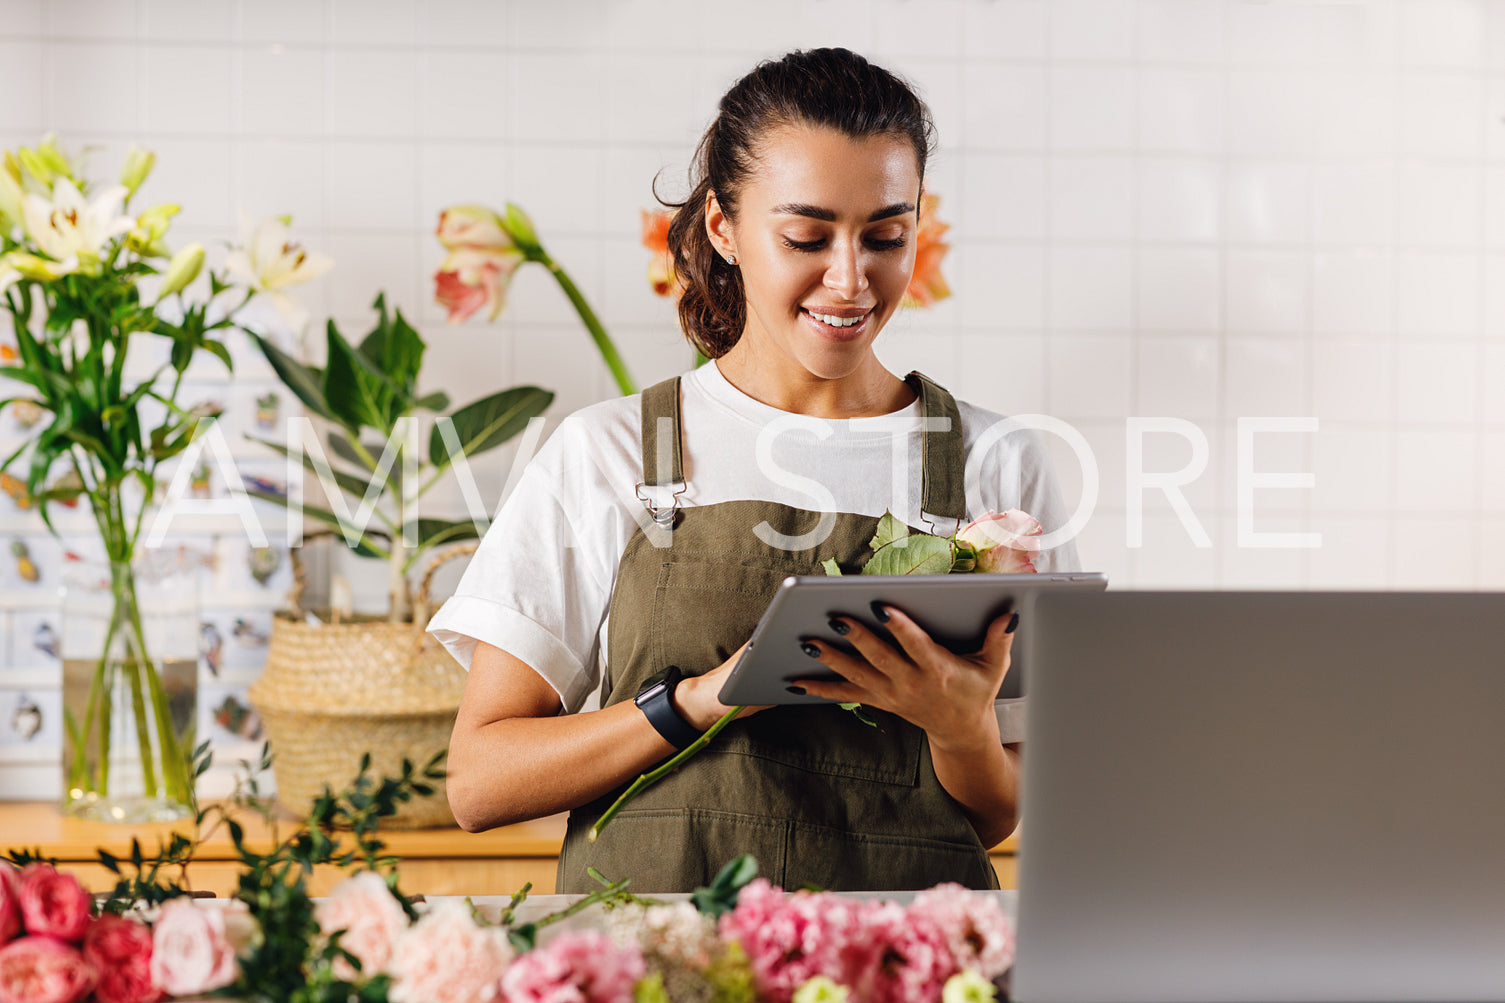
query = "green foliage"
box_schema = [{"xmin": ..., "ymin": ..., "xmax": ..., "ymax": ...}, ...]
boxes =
[
  {"xmin": 249, "ymin": 295, "xmax": 554, "ymax": 584},
  {"xmin": 689, "ymin": 854, "xmax": 759, "ymax": 919}
]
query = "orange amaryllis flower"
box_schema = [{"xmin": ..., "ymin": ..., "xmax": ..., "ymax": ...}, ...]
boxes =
[
  {"xmin": 640, "ymin": 209, "xmax": 679, "ymax": 299},
  {"xmin": 903, "ymin": 192, "xmax": 951, "ymax": 308}
]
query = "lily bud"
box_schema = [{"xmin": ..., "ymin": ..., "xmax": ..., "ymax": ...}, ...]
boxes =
[
  {"xmin": 158, "ymin": 242, "xmax": 205, "ymax": 297},
  {"xmin": 120, "ymin": 145, "xmax": 156, "ymax": 200},
  {"xmin": 7, "ymin": 252, "xmax": 64, "ymax": 282},
  {"xmin": 502, "ymin": 202, "xmax": 541, "ymax": 254},
  {"xmin": 435, "ymin": 204, "xmax": 511, "ymax": 252},
  {"xmin": 16, "ymin": 148, "xmax": 54, "ymax": 188},
  {"xmin": 35, "ymin": 135, "xmax": 73, "ymax": 179},
  {"xmin": 0, "ymin": 170, "xmax": 22, "ymax": 231},
  {"xmin": 127, "ymin": 203, "xmax": 180, "ymax": 257}
]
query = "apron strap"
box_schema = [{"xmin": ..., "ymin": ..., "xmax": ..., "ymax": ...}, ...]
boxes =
[
  {"xmin": 639, "ymin": 376, "xmax": 684, "ymax": 486},
  {"xmin": 904, "ymin": 370, "xmax": 967, "ymax": 521}
]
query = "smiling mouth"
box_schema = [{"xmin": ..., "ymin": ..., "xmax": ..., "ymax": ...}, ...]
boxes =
[{"xmin": 802, "ymin": 307, "xmax": 872, "ymax": 336}]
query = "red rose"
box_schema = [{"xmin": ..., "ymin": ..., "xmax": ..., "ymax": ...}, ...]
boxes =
[
  {"xmin": 17, "ymin": 867, "xmax": 92, "ymax": 943},
  {"xmin": 92, "ymin": 959, "xmax": 160, "ymax": 1003},
  {"xmin": 82, "ymin": 914, "xmax": 161, "ymax": 1003},
  {"xmin": 0, "ymin": 865, "xmax": 19, "ymax": 945},
  {"xmin": 0, "ymin": 936, "xmax": 96, "ymax": 1003}
]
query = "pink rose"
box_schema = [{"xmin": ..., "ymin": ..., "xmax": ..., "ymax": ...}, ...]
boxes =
[
  {"xmin": 314, "ymin": 871, "xmax": 409, "ymax": 982},
  {"xmin": 17, "ymin": 866, "xmax": 92, "ymax": 943},
  {"xmin": 500, "ymin": 929, "xmax": 645, "ymax": 1003},
  {"xmin": 0, "ymin": 865, "xmax": 19, "ymax": 945},
  {"xmin": 388, "ymin": 900, "xmax": 510, "ymax": 1003},
  {"xmin": 907, "ymin": 883, "xmax": 1015, "ymax": 979},
  {"xmin": 0, "ymin": 936, "xmax": 96, "ymax": 1003},
  {"xmin": 956, "ymin": 510, "xmax": 1042, "ymax": 575},
  {"xmin": 83, "ymin": 914, "xmax": 161, "ymax": 1003},
  {"xmin": 148, "ymin": 899, "xmax": 243, "ymax": 997}
]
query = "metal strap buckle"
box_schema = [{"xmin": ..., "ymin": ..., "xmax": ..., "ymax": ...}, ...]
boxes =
[{"xmin": 635, "ymin": 481, "xmax": 687, "ymax": 528}]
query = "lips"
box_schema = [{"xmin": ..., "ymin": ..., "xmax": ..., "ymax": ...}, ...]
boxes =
[{"xmin": 801, "ymin": 306, "xmax": 872, "ymax": 342}]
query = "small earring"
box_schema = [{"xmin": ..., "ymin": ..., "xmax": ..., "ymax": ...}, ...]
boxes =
[{"xmin": 725, "ymin": 253, "xmax": 737, "ymax": 265}]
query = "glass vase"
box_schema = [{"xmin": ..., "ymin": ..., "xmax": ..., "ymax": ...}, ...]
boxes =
[{"xmin": 60, "ymin": 554, "xmax": 200, "ymax": 823}]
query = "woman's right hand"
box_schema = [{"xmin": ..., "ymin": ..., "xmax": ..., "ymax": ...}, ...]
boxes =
[{"xmin": 672, "ymin": 641, "xmax": 771, "ymax": 730}]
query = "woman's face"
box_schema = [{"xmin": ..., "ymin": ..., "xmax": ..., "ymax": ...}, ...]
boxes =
[{"xmin": 709, "ymin": 123, "xmax": 921, "ymax": 383}]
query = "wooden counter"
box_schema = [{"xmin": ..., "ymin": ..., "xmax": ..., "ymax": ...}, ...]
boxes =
[{"xmin": 0, "ymin": 802, "xmax": 1017, "ymax": 895}]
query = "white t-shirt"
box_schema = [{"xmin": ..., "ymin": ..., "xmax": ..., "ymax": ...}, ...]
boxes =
[{"xmin": 429, "ymin": 362, "xmax": 1081, "ymax": 740}]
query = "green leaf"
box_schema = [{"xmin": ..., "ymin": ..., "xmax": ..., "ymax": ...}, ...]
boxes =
[
  {"xmin": 245, "ymin": 490, "xmax": 389, "ymax": 559},
  {"xmin": 323, "ymin": 322, "xmax": 388, "ymax": 431},
  {"xmin": 689, "ymin": 854, "xmax": 759, "ymax": 918},
  {"xmin": 869, "ymin": 511, "xmax": 908, "ymax": 552},
  {"xmin": 861, "ymin": 534, "xmax": 953, "ymax": 576},
  {"xmin": 251, "ymin": 436, "xmax": 391, "ymax": 503},
  {"xmin": 251, "ymin": 334, "xmax": 340, "ymax": 423},
  {"xmin": 412, "ymin": 391, "xmax": 450, "ymax": 412},
  {"xmin": 429, "ymin": 386, "xmax": 553, "ymax": 467},
  {"xmin": 400, "ymin": 518, "xmax": 481, "ymax": 551},
  {"xmin": 820, "ymin": 558, "xmax": 843, "ymax": 576},
  {"xmin": 327, "ymin": 433, "xmax": 377, "ymax": 471}
]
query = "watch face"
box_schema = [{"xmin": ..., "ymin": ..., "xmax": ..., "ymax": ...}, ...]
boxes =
[{"xmin": 636, "ymin": 677, "xmax": 667, "ymax": 703}]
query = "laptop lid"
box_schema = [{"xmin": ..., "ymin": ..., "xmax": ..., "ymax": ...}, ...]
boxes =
[{"xmin": 1014, "ymin": 591, "xmax": 1505, "ymax": 1003}]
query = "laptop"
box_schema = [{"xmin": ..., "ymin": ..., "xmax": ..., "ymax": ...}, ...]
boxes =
[{"xmin": 1014, "ymin": 591, "xmax": 1505, "ymax": 1003}]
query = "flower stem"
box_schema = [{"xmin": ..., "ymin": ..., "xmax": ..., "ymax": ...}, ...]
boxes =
[
  {"xmin": 588, "ymin": 706, "xmax": 743, "ymax": 842},
  {"xmin": 539, "ymin": 253, "xmax": 638, "ymax": 396}
]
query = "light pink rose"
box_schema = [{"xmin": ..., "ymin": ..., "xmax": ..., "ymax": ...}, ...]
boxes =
[
  {"xmin": 0, "ymin": 865, "xmax": 19, "ymax": 945},
  {"xmin": 314, "ymin": 871, "xmax": 409, "ymax": 981},
  {"xmin": 500, "ymin": 929, "xmax": 645, "ymax": 1003},
  {"xmin": 17, "ymin": 866, "xmax": 92, "ymax": 943},
  {"xmin": 0, "ymin": 935, "xmax": 96, "ymax": 1003},
  {"xmin": 83, "ymin": 914, "xmax": 162, "ymax": 1003},
  {"xmin": 388, "ymin": 900, "xmax": 511, "ymax": 1003},
  {"xmin": 148, "ymin": 899, "xmax": 243, "ymax": 997},
  {"xmin": 956, "ymin": 510, "xmax": 1042, "ymax": 575}
]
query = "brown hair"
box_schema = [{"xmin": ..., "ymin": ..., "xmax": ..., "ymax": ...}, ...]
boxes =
[{"xmin": 659, "ymin": 48, "xmax": 936, "ymax": 359}]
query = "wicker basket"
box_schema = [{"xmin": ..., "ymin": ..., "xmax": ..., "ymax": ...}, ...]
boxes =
[{"xmin": 248, "ymin": 546, "xmax": 473, "ymax": 829}]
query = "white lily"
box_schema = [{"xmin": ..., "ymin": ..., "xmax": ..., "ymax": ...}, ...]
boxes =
[
  {"xmin": 20, "ymin": 177, "xmax": 134, "ymax": 275},
  {"xmin": 225, "ymin": 211, "xmax": 333, "ymax": 330}
]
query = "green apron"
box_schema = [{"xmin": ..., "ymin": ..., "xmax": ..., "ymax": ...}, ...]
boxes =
[{"xmin": 556, "ymin": 371, "xmax": 999, "ymax": 893}]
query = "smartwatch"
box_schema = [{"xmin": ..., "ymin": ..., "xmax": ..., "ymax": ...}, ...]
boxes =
[{"xmin": 634, "ymin": 665, "xmax": 704, "ymax": 751}]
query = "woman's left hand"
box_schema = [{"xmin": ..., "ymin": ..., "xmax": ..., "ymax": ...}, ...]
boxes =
[{"xmin": 789, "ymin": 604, "xmax": 1018, "ymax": 749}]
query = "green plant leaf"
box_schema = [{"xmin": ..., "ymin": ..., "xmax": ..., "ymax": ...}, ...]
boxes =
[
  {"xmin": 250, "ymin": 334, "xmax": 339, "ymax": 424},
  {"xmin": 327, "ymin": 433, "xmax": 378, "ymax": 471},
  {"xmin": 249, "ymin": 436, "xmax": 390, "ymax": 504},
  {"xmin": 400, "ymin": 517, "xmax": 481, "ymax": 551},
  {"xmin": 869, "ymin": 510, "xmax": 908, "ymax": 552},
  {"xmin": 412, "ymin": 391, "xmax": 449, "ymax": 412},
  {"xmin": 428, "ymin": 386, "xmax": 553, "ymax": 467},
  {"xmin": 820, "ymin": 558, "xmax": 843, "ymax": 576},
  {"xmin": 861, "ymin": 534, "xmax": 952, "ymax": 576},
  {"xmin": 323, "ymin": 322, "xmax": 388, "ymax": 431}
]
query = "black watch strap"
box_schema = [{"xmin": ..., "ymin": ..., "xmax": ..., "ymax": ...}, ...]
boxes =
[{"xmin": 634, "ymin": 665, "xmax": 703, "ymax": 751}]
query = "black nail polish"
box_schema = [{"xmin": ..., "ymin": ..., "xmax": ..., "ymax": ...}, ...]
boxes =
[
  {"xmin": 786, "ymin": 685, "xmax": 806, "ymax": 695},
  {"xmin": 828, "ymin": 617, "xmax": 850, "ymax": 635},
  {"xmin": 869, "ymin": 601, "xmax": 891, "ymax": 623},
  {"xmin": 800, "ymin": 642, "xmax": 822, "ymax": 658},
  {"xmin": 1005, "ymin": 612, "xmax": 1020, "ymax": 634}
]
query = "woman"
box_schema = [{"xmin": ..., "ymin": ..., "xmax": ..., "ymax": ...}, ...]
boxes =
[{"xmin": 430, "ymin": 48, "xmax": 1078, "ymax": 894}]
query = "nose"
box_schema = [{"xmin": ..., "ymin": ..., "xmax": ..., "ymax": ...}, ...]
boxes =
[{"xmin": 824, "ymin": 239, "xmax": 868, "ymax": 301}]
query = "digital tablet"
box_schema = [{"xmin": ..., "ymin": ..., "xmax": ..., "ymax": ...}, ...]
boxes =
[{"xmin": 716, "ymin": 572, "xmax": 1109, "ymax": 706}]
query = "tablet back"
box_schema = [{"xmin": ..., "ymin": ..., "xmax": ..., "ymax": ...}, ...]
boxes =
[{"xmin": 1015, "ymin": 590, "xmax": 1505, "ymax": 1003}]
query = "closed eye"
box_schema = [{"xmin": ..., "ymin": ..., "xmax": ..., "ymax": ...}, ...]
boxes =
[{"xmin": 781, "ymin": 236, "xmax": 909, "ymax": 252}]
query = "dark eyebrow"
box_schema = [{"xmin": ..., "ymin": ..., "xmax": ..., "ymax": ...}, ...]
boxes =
[{"xmin": 769, "ymin": 202, "xmax": 916, "ymax": 223}]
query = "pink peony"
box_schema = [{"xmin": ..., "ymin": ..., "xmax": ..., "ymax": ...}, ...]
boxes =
[
  {"xmin": 387, "ymin": 900, "xmax": 510, "ymax": 1003},
  {"xmin": 500, "ymin": 929, "xmax": 644, "ymax": 1003},
  {"xmin": 148, "ymin": 899, "xmax": 243, "ymax": 997},
  {"xmin": 314, "ymin": 870, "xmax": 409, "ymax": 982},
  {"xmin": 83, "ymin": 914, "xmax": 161, "ymax": 1003},
  {"xmin": 0, "ymin": 865, "xmax": 19, "ymax": 945},
  {"xmin": 846, "ymin": 901, "xmax": 954, "ymax": 1003},
  {"xmin": 0, "ymin": 936, "xmax": 96, "ymax": 1003},
  {"xmin": 17, "ymin": 866, "xmax": 92, "ymax": 943},
  {"xmin": 957, "ymin": 510, "xmax": 1042, "ymax": 575},
  {"xmin": 718, "ymin": 880, "xmax": 864, "ymax": 1003},
  {"xmin": 908, "ymin": 883, "xmax": 1015, "ymax": 979}
]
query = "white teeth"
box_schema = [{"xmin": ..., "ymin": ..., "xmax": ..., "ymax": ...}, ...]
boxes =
[{"xmin": 808, "ymin": 310, "xmax": 864, "ymax": 328}]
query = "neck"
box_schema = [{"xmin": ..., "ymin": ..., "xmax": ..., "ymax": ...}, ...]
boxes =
[{"xmin": 714, "ymin": 347, "xmax": 914, "ymax": 419}]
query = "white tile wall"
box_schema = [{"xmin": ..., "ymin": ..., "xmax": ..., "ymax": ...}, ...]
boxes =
[{"xmin": 0, "ymin": 0, "xmax": 1497, "ymax": 601}]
